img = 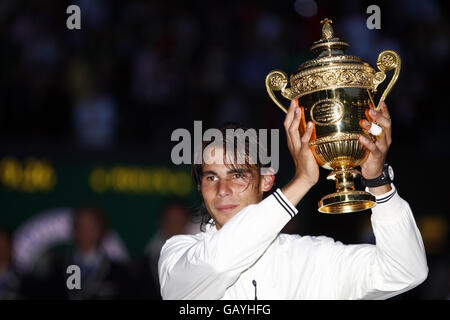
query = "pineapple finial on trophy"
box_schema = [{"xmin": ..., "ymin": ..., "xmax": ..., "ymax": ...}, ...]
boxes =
[{"xmin": 320, "ymin": 18, "xmax": 334, "ymax": 40}]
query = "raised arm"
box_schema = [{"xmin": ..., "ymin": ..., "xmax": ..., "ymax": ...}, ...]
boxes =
[
  {"xmin": 320, "ymin": 103, "xmax": 427, "ymax": 299},
  {"xmin": 323, "ymin": 185, "xmax": 428, "ymax": 299}
]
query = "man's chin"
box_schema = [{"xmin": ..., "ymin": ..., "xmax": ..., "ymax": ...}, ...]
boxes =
[{"xmin": 214, "ymin": 209, "xmax": 240, "ymax": 227}]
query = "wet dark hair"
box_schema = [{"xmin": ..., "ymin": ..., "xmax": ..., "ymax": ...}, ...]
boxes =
[{"xmin": 191, "ymin": 122, "xmax": 272, "ymax": 231}]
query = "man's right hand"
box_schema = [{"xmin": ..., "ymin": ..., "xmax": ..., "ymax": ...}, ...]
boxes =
[{"xmin": 281, "ymin": 100, "xmax": 320, "ymax": 207}]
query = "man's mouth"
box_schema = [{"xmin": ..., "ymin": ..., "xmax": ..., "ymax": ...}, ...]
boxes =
[{"xmin": 216, "ymin": 204, "xmax": 239, "ymax": 213}]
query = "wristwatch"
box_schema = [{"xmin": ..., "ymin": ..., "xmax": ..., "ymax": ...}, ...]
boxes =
[{"xmin": 360, "ymin": 163, "xmax": 394, "ymax": 188}]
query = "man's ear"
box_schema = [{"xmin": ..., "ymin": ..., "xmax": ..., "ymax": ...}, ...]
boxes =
[{"xmin": 260, "ymin": 167, "xmax": 275, "ymax": 192}]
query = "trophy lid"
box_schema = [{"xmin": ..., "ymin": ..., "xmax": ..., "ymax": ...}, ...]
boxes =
[
  {"xmin": 310, "ymin": 18, "xmax": 350, "ymax": 57},
  {"xmin": 266, "ymin": 18, "xmax": 400, "ymax": 109},
  {"xmin": 288, "ymin": 18, "xmax": 376, "ymax": 99}
]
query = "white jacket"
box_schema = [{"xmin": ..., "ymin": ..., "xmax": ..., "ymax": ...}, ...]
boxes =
[{"xmin": 158, "ymin": 184, "xmax": 428, "ymax": 300}]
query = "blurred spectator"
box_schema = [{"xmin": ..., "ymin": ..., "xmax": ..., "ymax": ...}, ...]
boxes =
[
  {"xmin": 72, "ymin": 85, "xmax": 118, "ymax": 150},
  {"xmin": 0, "ymin": 228, "xmax": 21, "ymax": 299},
  {"xmin": 15, "ymin": 207, "xmax": 132, "ymax": 299},
  {"xmin": 65, "ymin": 206, "xmax": 130, "ymax": 299},
  {"xmin": 130, "ymin": 48, "xmax": 171, "ymax": 105},
  {"xmin": 142, "ymin": 199, "xmax": 194, "ymax": 299},
  {"xmin": 20, "ymin": 206, "xmax": 132, "ymax": 299}
]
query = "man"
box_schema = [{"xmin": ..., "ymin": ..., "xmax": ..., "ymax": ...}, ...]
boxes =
[
  {"xmin": 67, "ymin": 206, "xmax": 130, "ymax": 299},
  {"xmin": 158, "ymin": 100, "xmax": 428, "ymax": 299},
  {"xmin": 144, "ymin": 199, "xmax": 193, "ymax": 299}
]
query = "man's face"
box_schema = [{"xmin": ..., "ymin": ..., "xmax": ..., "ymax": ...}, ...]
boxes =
[{"xmin": 200, "ymin": 148, "xmax": 273, "ymax": 230}]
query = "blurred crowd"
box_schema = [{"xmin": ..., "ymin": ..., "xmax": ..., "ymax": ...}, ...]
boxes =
[
  {"xmin": 1, "ymin": 0, "xmax": 448, "ymax": 155},
  {"xmin": 0, "ymin": 0, "xmax": 449, "ymax": 299},
  {"xmin": 0, "ymin": 199, "xmax": 196, "ymax": 299}
]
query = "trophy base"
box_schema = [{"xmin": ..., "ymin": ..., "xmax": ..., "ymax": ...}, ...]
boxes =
[{"xmin": 318, "ymin": 190, "xmax": 376, "ymax": 214}]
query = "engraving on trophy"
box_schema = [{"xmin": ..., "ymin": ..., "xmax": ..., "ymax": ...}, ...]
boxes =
[
  {"xmin": 290, "ymin": 67, "xmax": 375, "ymax": 98},
  {"xmin": 310, "ymin": 99, "xmax": 344, "ymax": 126}
]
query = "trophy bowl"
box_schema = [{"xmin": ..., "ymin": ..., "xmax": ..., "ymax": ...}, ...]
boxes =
[{"xmin": 266, "ymin": 18, "xmax": 401, "ymax": 214}]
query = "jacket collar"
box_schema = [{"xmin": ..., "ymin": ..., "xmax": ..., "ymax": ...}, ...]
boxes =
[{"xmin": 204, "ymin": 219, "xmax": 218, "ymax": 233}]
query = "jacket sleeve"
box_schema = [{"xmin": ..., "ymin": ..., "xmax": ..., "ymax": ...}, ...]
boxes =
[
  {"xmin": 158, "ymin": 189, "xmax": 297, "ymax": 300},
  {"xmin": 324, "ymin": 184, "xmax": 428, "ymax": 299}
]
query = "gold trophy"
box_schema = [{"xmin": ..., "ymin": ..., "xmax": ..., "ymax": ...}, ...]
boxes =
[{"xmin": 266, "ymin": 18, "xmax": 401, "ymax": 213}]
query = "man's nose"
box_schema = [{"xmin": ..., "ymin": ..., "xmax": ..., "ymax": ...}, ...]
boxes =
[{"xmin": 217, "ymin": 179, "xmax": 232, "ymax": 197}]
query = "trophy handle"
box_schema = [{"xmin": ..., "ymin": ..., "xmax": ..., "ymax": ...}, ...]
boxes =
[
  {"xmin": 265, "ymin": 70, "xmax": 294, "ymax": 114},
  {"xmin": 372, "ymin": 50, "xmax": 401, "ymax": 110}
]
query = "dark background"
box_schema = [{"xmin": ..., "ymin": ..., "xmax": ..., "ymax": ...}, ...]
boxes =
[{"xmin": 0, "ymin": 0, "xmax": 448, "ymax": 299}]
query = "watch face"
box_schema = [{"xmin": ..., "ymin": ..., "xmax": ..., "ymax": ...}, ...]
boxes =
[{"xmin": 388, "ymin": 165, "xmax": 394, "ymax": 181}]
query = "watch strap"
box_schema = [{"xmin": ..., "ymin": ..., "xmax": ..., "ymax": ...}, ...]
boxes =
[{"xmin": 361, "ymin": 164, "xmax": 392, "ymax": 188}]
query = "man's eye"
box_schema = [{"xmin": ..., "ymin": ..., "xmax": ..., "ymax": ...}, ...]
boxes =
[
  {"xmin": 233, "ymin": 172, "xmax": 251, "ymax": 181},
  {"xmin": 205, "ymin": 176, "xmax": 217, "ymax": 182}
]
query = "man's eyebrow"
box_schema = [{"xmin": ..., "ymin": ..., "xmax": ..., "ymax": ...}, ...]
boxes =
[
  {"xmin": 201, "ymin": 168, "xmax": 250, "ymax": 176},
  {"xmin": 201, "ymin": 170, "xmax": 217, "ymax": 176},
  {"xmin": 226, "ymin": 168, "xmax": 250, "ymax": 174}
]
